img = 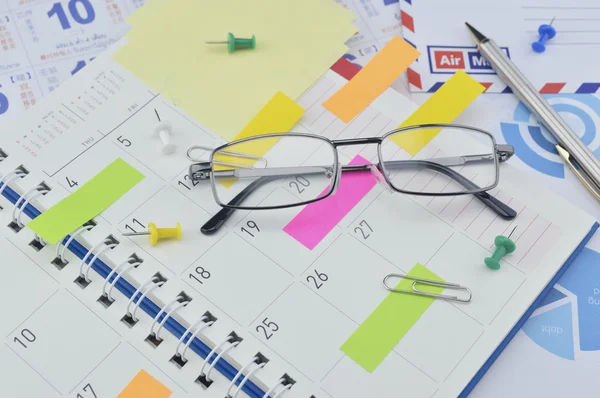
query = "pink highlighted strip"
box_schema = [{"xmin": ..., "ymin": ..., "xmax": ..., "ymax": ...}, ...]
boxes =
[{"xmin": 283, "ymin": 155, "xmax": 377, "ymax": 250}]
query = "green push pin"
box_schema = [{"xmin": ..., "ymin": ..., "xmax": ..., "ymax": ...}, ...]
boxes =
[
  {"xmin": 485, "ymin": 226, "xmax": 518, "ymax": 270},
  {"xmin": 206, "ymin": 32, "xmax": 256, "ymax": 53}
]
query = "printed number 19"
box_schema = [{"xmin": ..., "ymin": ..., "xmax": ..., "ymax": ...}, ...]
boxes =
[{"xmin": 48, "ymin": 0, "xmax": 95, "ymax": 30}]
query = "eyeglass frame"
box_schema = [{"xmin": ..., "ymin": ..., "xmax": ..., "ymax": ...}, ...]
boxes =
[{"xmin": 189, "ymin": 124, "xmax": 516, "ymax": 232}]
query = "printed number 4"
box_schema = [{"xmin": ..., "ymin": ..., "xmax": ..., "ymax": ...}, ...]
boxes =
[
  {"xmin": 255, "ymin": 317, "xmax": 278, "ymax": 340},
  {"xmin": 65, "ymin": 176, "xmax": 78, "ymax": 188},
  {"xmin": 48, "ymin": 0, "xmax": 95, "ymax": 30}
]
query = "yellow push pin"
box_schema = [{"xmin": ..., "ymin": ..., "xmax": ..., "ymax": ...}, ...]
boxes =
[{"xmin": 123, "ymin": 222, "xmax": 182, "ymax": 246}]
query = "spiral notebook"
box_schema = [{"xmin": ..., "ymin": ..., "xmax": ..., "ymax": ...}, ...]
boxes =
[{"xmin": 0, "ymin": 43, "xmax": 597, "ymax": 398}]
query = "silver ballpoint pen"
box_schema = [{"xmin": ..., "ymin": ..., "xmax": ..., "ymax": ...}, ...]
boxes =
[{"xmin": 466, "ymin": 22, "xmax": 600, "ymax": 201}]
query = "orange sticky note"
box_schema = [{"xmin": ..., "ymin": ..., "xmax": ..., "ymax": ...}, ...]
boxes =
[
  {"xmin": 323, "ymin": 36, "xmax": 420, "ymax": 122},
  {"xmin": 117, "ymin": 369, "xmax": 171, "ymax": 398}
]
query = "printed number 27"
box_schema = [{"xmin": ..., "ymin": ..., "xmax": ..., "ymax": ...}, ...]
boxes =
[
  {"xmin": 48, "ymin": 0, "xmax": 95, "ymax": 30},
  {"xmin": 354, "ymin": 220, "xmax": 373, "ymax": 239}
]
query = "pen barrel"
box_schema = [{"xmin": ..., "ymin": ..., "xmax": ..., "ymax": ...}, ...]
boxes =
[{"xmin": 478, "ymin": 40, "xmax": 600, "ymax": 190}]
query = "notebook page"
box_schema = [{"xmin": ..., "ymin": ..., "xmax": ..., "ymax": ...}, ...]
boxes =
[{"xmin": 0, "ymin": 43, "xmax": 595, "ymax": 398}]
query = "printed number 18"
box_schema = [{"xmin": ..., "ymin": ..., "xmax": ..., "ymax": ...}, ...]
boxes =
[{"xmin": 48, "ymin": 0, "xmax": 95, "ymax": 30}]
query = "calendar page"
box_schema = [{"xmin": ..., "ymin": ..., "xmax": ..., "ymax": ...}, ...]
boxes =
[
  {"xmin": 0, "ymin": 39, "xmax": 596, "ymax": 398},
  {"xmin": 0, "ymin": 0, "xmax": 404, "ymax": 121}
]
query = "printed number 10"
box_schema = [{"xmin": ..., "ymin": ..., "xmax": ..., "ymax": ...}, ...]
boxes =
[{"xmin": 48, "ymin": 0, "xmax": 95, "ymax": 30}]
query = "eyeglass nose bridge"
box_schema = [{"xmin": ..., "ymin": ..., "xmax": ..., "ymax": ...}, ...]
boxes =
[{"xmin": 331, "ymin": 137, "xmax": 382, "ymax": 147}]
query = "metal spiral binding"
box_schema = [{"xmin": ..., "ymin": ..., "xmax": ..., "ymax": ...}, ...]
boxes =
[
  {"xmin": 54, "ymin": 223, "xmax": 96, "ymax": 268},
  {"xmin": 271, "ymin": 384, "xmax": 293, "ymax": 398},
  {"xmin": 99, "ymin": 254, "xmax": 143, "ymax": 307},
  {"xmin": 172, "ymin": 315, "xmax": 215, "ymax": 367},
  {"xmin": 125, "ymin": 275, "xmax": 165, "ymax": 326},
  {"xmin": 146, "ymin": 294, "xmax": 190, "ymax": 346},
  {"xmin": 0, "ymin": 161, "xmax": 295, "ymax": 398},
  {"xmin": 11, "ymin": 183, "xmax": 50, "ymax": 229},
  {"xmin": 199, "ymin": 334, "xmax": 241, "ymax": 386},
  {"xmin": 0, "ymin": 169, "xmax": 27, "ymax": 199},
  {"xmin": 228, "ymin": 355, "xmax": 267, "ymax": 398},
  {"xmin": 263, "ymin": 379, "xmax": 288, "ymax": 398},
  {"xmin": 77, "ymin": 237, "xmax": 118, "ymax": 286}
]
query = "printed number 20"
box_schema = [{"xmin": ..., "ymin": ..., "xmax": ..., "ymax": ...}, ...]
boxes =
[{"xmin": 48, "ymin": 0, "xmax": 95, "ymax": 30}]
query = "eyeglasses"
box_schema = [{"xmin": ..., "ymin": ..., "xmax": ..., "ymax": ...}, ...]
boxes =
[{"xmin": 188, "ymin": 124, "xmax": 517, "ymax": 234}]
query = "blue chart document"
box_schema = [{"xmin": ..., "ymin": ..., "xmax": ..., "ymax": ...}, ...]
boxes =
[
  {"xmin": 523, "ymin": 248, "xmax": 600, "ymax": 360},
  {"xmin": 466, "ymin": 92, "xmax": 600, "ymax": 397}
]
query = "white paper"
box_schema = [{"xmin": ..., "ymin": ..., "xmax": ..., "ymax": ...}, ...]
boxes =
[{"xmin": 402, "ymin": 0, "xmax": 600, "ymax": 93}]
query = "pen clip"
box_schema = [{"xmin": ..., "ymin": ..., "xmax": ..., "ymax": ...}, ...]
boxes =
[{"xmin": 556, "ymin": 144, "xmax": 600, "ymax": 201}]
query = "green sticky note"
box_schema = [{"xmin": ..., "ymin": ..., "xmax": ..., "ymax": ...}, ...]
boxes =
[
  {"xmin": 28, "ymin": 158, "xmax": 144, "ymax": 244},
  {"xmin": 340, "ymin": 263, "xmax": 444, "ymax": 372}
]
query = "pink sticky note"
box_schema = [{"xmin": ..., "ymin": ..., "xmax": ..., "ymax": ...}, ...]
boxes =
[{"xmin": 283, "ymin": 155, "xmax": 377, "ymax": 250}]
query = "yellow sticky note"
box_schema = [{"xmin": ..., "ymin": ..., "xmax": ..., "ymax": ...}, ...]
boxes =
[
  {"xmin": 216, "ymin": 91, "xmax": 304, "ymax": 187},
  {"xmin": 392, "ymin": 71, "xmax": 485, "ymax": 155},
  {"xmin": 114, "ymin": 0, "xmax": 356, "ymax": 141},
  {"xmin": 233, "ymin": 91, "xmax": 304, "ymax": 142},
  {"xmin": 28, "ymin": 158, "xmax": 144, "ymax": 244},
  {"xmin": 117, "ymin": 369, "xmax": 171, "ymax": 398},
  {"xmin": 323, "ymin": 36, "xmax": 420, "ymax": 122}
]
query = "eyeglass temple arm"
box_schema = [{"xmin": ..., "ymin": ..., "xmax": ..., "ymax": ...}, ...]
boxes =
[
  {"xmin": 194, "ymin": 160, "xmax": 516, "ymax": 235},
  {"xmin": 388, "ymin": 160, "xmax": 516, "ymax": 221},
  {"xmin": 200, "ymin": 175, "xmax": 282, "ymax": 234}
]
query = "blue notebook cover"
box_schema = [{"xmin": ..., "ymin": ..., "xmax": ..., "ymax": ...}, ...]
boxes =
[{"xmin": 460, "ymin": 222, "xmax": 599, "ymax": 397}]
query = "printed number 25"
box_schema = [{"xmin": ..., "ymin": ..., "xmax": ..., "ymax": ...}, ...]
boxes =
[
  {"xmin": 48, "ymin": 0, "xmax": 95, "ymax": 30},
  {"xmin": 255, "ymin": 317, "xmax": 278, "ymax": 340}
]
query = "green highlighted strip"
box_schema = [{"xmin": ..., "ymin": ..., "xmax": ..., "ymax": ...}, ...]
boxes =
[
  {"xmin": 28, "ymin": 158, "xmax": 144, "ymax": 244},
  {"xmin": 340, "ymin": 263, "xmax": 444, "ymax": 372}
]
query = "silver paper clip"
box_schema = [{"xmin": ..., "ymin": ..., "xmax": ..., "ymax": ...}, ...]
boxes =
[
  {"xmin": 382, "ymin": 273, "xmax": 472, "ymax": 303},
  {"xmin": 186, "ymin": 145, "xmax": 268, "ymax": 169}
]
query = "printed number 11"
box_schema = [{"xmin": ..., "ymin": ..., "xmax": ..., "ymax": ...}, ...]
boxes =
[{"xmin": 48, "ymin": 0, "xmax": 95, "ymax": 30}]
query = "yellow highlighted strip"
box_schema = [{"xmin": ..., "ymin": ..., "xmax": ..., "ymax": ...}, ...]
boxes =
[
  {"xmin": 216, "ymin": 91, "xmax": 304, "ymax": 187},
  {"xmin": 117, "ymin": 369, "xmax": 171, "ymax": 398},
  {"xmin": 393, "ymin": 70, "xmax": 485, "ymax": 155},
  {"xmin": 340, "ymin": 264, "xmax": 444, "ymax": 373},
  {"xmin": 323, "ymin": 36, "xmax": 420, "ymax": 123},
  {"xmin": 232, "ymin": 91, "xmax": 304, "ymax": 142}
]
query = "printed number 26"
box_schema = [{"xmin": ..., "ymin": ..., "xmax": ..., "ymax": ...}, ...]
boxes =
[{"xmin": 48, "ymin": 0, "xmax": 95, "ymax": 30}]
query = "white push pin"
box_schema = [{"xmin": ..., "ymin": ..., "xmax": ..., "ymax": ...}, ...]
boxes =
[{"xmin": 153, "ymin": 109, "xmax": 176, "ymax": 155}]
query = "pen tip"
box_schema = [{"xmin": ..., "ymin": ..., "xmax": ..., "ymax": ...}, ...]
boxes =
[{"xmin": 465, "ymin": 22, "xmax": 487, "ymax": 43}]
